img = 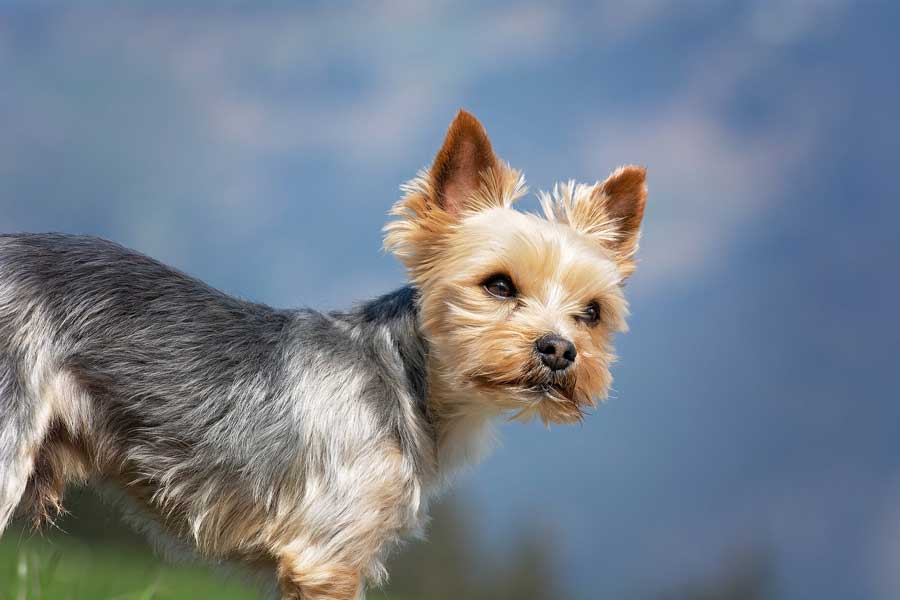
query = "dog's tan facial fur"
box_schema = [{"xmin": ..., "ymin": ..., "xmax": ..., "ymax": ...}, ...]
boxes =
[{"xmin": 386, "ymin": 110, "xmax": 646, "ymax": 429}]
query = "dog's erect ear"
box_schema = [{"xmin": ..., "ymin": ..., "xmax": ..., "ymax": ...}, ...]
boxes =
[
  {"xmin": 596, "ymin": 165, "xmax": 646, "ymax": 249},
  {"xmin": 594, "ymin": 166, "xmax": 646, "ymax": 276},
  {"xmin": 429, "ymin": 110, "xmax": 500, "ymax": 216},
  {"xmin": 556, "ymin": 166, "xmax": 646, "ymax": 277},
  {"xmin": 385, "ymin": 110, "xmax": 524, "ymax": 280}
]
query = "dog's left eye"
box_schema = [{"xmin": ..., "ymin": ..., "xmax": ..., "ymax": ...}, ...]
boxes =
[
  {"xmin": 483, "ymin": 274, "xmax": 517, "ymax": 299},
  {"xmin": 577, "ymin": 301, "xmax": 601, "ymax": 326}
]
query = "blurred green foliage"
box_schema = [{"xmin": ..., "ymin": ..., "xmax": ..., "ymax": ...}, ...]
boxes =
[
  {"xmin": 0, "ymin": 534, "xmax": 259, "ymax": 600},
  {"xmin": 1, "ymin": 489, "xmax": 771, "ymax": 600},
  {"xmin": 648, "ymin": 547, "xmax": 774, "ymax": 600},
  {"xmin": 0, "ymin": 489, "xmax": 562, "ymax": 600},
  {"xmin": 385, "ymin": 497, "xmax": 563, "ymax": 600}
]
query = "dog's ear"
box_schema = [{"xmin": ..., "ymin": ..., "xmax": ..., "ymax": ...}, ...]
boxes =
[
  {"xmin": 385, "ymin": 110, "xmax": 523, "ymax": 279},
  {"xmin": 594, "ymin": 166, "xmax": 646, "ymax": 276},
  {"xmin": 429, "ymin": 110, "xmax": 500, "ymax": 216},
  {"xmin": 560, "ymin": 166, "xmax": 646, "ymax": 277},
  {"xmin": 596, "ymin": 165, "xmax": 646, "ymax": 251}
]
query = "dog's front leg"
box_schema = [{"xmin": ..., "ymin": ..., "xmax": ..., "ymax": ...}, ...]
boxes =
[
  {"xmin": 276, "ymin": 550, "xmax": 364, "ymax": 600},
  {"xmin": 271, "ymin": 443, "xmax": 414, "ymax": 599}
]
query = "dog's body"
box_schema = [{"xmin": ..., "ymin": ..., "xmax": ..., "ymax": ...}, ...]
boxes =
[
  {"xmin": 0, "ymin": 112, "xmax": 646, "ymax": 599},
  {"xmin": 0, "ymin": 234, "xmax": 433, "ymax": 594}
]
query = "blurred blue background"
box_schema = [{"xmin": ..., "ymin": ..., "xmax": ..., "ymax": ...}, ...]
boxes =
[{"xmin": 2, "ymin": 2, "xmax": 899, "ymax": 599}]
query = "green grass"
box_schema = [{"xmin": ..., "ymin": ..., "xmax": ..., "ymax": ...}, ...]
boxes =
[
  {"xmin": 0, "ymin": 533, "xmax": 398, "ymax": 600},
  {"xmin": 0, "ymin": 533, "xmax": 262, "ymax": 600}
]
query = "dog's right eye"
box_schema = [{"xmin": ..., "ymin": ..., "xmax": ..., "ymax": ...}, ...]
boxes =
[{"xmin": 483, "ymin": 274, "xmax": 517, "ymax": 299}]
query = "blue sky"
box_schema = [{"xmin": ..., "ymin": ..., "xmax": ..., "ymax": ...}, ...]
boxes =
[{"xmin": 2, "ymin": 2, "xmax": 899, "ymax": 598}]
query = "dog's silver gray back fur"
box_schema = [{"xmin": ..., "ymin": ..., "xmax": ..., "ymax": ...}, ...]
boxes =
[{"xmin": 0, "ymin": 233, "xmax": 436, "ymax": 587}]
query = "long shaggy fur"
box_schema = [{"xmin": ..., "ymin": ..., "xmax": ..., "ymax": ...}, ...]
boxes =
[
  {"xmin": 0, "ymin": 234, "xmax": 433, "ymax": 595},
  {"xmin": 0, "ymin": 110, "xmax": 645, "ymax": 600}
]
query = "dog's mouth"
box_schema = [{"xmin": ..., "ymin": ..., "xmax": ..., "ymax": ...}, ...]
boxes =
[
  {"xmin": 469, "ymin": 369, "xmax": 571, "ymax": 391},
  {"xmin": 467, "ymin": 369, "xmax": 588, "ymax": 424},
  {"xmin": 523, "ymin": 377, "xmax": 589, "ymax": 424},
  {"xmin": 527, "ymin": 365, "xmax": 577, "ymax": 397},
  {"xmin": 530, "ymin": 379, "xmax": 569, "ymax": 397},
  {"xmin": 469, "ymin": 367, "xmax": 578, "ymax": 402}
]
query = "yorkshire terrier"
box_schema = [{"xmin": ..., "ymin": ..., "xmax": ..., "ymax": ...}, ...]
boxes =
[{"xmin": 0, "ymin": 111, "xmax": 646, "ymax": 599}]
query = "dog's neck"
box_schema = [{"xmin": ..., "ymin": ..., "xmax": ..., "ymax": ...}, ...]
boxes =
[
  {"xmin": 350, "ymin": 286, "xmax": 498, "ymax": 487},
  {"xmin": 425, "ymin": 362, "xmax": 499, "ymax": 485}
]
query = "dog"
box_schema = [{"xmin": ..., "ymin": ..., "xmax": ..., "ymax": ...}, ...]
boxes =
[{"xmin": 0, "ymin": 111, "xmax": 646, "ymax": 599}]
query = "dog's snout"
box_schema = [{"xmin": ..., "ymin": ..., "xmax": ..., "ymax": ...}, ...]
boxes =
[{"xmin": 535, "ymin": 334, "xmax": 576, "ymax": 371}]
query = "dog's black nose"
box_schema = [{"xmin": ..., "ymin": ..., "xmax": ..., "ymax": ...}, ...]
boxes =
[{"xmin": 535, "ymin": 334, "xmax": 576, "ymax": 371}]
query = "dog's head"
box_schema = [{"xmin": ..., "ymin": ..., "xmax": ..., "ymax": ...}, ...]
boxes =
[{"xmin": 385, "ymin": 111, "xmax": 646, "ymax": 424}]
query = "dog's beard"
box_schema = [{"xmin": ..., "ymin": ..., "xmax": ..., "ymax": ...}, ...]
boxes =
[
  {"xmin": 466, "ymin": 361, "xmax": 589, "ymax": 424},
  {"xmin": 522, "ymin": 366, "xmax": 589, "ymax": 423}
]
